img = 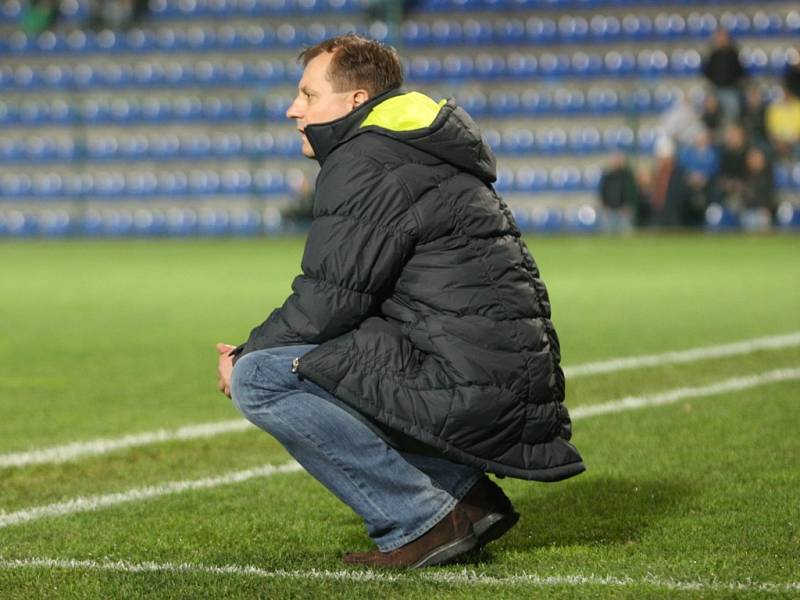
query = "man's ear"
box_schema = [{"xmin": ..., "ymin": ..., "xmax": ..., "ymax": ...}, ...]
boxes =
[{"xmin": 351, "ymin": 89, "xmax": 370, "ymax": 110}]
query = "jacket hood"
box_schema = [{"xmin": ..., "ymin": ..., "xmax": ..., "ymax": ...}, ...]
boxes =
[{"xmin": 304, "ymin": 89, "xmax": 497, "ymax": 183}]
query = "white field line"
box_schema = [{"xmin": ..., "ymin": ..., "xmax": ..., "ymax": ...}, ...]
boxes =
[
  {"xmin": 564, "ymin": 330, "xmax": 800, "ymax": 378},
  {"xmin": 4, "ymin": 331, "xmax": 800, "ymax": 470},
  {"xmin": 0, "ymin": 557, "xmax": 798, "ymax": 593},
  {"xmin": 0, "ymin": 419, "xmax": 253, "ymax": 469},
  {"xmin": 0, "ymin": 461, "xmax": 302, "ymax": 529},
  {"xmin": 569, "ymin": 367, "xmax": 800, "ymax": 419},
  {"xmin": 2, "ymin": 367, "xmax": 798, "ymax": 531}
]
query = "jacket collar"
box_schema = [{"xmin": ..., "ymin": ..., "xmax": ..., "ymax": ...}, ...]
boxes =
[{"xmin": 304, "ymin": 87, "xmax": 404, "ymax": 165}]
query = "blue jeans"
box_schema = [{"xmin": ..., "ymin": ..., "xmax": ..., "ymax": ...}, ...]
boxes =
[{"xmin": 230, "ymin": 345, "xmax": 483, "ymax": 551}]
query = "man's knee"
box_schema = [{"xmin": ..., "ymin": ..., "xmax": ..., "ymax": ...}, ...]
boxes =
[
  {"xmin": 230, "ymin": 350, "xmax": 294, "ymax": 419},
  {"xmin": 230, "ymin": 352, "xmax": 264, "ymax": 419}
]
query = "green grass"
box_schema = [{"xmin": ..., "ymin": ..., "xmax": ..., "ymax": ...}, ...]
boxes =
[{"xmin": 0, "ymin": 234, "xmax": 799, "ymax": 599}]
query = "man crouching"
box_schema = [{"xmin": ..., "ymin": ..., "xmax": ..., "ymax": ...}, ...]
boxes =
[{"xmin": 216, "ymin": 33, "xmax": 584, "ymax": 569}]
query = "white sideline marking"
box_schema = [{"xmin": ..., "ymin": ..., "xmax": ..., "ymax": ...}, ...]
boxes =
[
  {"xmin": 564, "ymin": 330, "xmax": 800, "ymax": 378},
  {"xmin": 0, "ymin": 461, "xmax": 301, "ymax": 529},
  {"xmin": 0, "ymin": 557, "xmax": 798, "ymax": 593},
  {"xmin": 0, "ymin": 419, "xmax": 253, "ymax": 469},
  {"xmin": 2, "ymin": 367, "xmax": 797, "ymax": 531},
  {"xmin": 570, "ymin": 367, "xmax": 800, "ymax": 420},
  {"xmin": 2, "ymin": 331, "xmax": 799, "ymax": 469}
]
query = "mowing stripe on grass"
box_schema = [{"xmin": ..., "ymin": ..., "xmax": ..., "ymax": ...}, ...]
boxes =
[
  {"xmin": 570, "ymin": 367, "xmax": 800, "ymax": 419},
  {"xmin": 4, "ymin": 332, "xmax": 799, "ymax": 470},
  {"xmin": 0, "ymin": 461, "xmax": 301, "ymax": 529},
  {"xmin": 0, "ymin": 557, "xmax": 798, "ymax": 593},
  {"xmin": 564, "ymin": 330, "xmax": 800, "ymax": 378},
  {"xmin": 2, "ymin": 367, "xmax": 798, "ymax": 531}
]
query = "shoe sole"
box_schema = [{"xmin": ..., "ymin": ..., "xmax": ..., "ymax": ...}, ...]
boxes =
[
  {"xmin": 411, "ymin": 533, "xmax": 479, "ymax": 569},
  {"xmin": 473, "ymin": 511, "xmax": 520, "ymax": 547}
]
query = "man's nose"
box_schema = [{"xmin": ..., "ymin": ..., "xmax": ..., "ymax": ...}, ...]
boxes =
[{"xmin": 286, "ymin": 97, "xmax": 302, "ymax": 120}]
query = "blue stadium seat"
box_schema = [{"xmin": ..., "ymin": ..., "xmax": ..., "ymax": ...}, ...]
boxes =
[
  {"xmin": 133, "ymin": 209, "xmax": 167, "ymax": 236},
  {"xmin": 752, "ymin": 11, "xmax": 783, "ymax": 36},
  {"xmin": 430, "ymin": 19, "xmax": 462, "ymax": 45},
  {"xmin": 604, "ymin": 126, "xmax": 635, "ymax": 151},
  {"xmin": 457, "ymin": 90, "xmax": 487, "ymax": 115},
  {"xmin": 0, "ymin": 173, "xmax": 32, "ymax": 197},
  {"xmin": 150, "ymin": 134, "xmax": 180, "ymax": 158},
  {"xmin": 514, "ymin": 166, "xmax": 548, "ymax": 192},
  {"xmin": 587, "ymin": 87, "xmax": 619, "ymax": 113},
  {"xmin": 502, "ymin": 128, "xmax": 534, "ymax": 154},
  {"xmin": 442, "ymin": 55, "xmax": 473, "ymax": 79},
  {"xmin": 558, "ymin": 15, "xmax": 589, "ymax": 42},
  {"xmin": 590, "ymin": 15, "xmax": 620, "ymax": 40},
  {"xmin": 604, "ymin": 50, "xmax": 636, "ymax": 77},
  {"xmin": 493, "ymin": 166, "xmax": 514, "ymax": 193},
  {"xmin": 670, "ymin": 48, "xmax": 702, "ymax": 75},
  {"xmin": 506, "ymin": 52, "xmax": 537, "ymax": 79},
  {"xmin": 408, "ymin": 56, "xmax": 443, "ymax": 81},
  {"xmin": 537, "ymin": 128, "xmax": 568, "ymax": 154},
  {"xmin": 488, "ymin": 91, "xmax": 519, "ymax": 115},
  {"xmin": 786, "ymin": 10, "xmax": 800, "ymax": 35},
  {"xmin": 686, "ymin": 11, "xmax": 717, "ymax": 38},
  {"xmin": 462, "ymin": 18, "xmax": 492, "ymax": 44},
  {"xmin": 125, "ymin": 172, "xmax": 159, "ymax": 196},
  {"xmin": 494, "ymin": 18, "xmax": 525, "ymax": 44},
  {"xmin": 525, "ymin": 16, "xmax": 556, "ymax": 43},
  {"xmin": 220, "ymin": 168, "xmax": 251, "ymax": 193},
  {"xmin": 537, "ymin": 53, "xmax": 569, "ymax": 78},
  {"xmin": 622, "ymin": 14, "xmax": 652, "ymax": 39},
  {"xmin": 197, "ymin": 208, "xmax": 231, "ymax": 236},
  {"xmin": 37, "ymin": 210, "xmax": 72, "ymax": 237},
  {"xmin": 549, "ymin": 166, "xmax": 582, "ymax": 191},
  {"xmin": 253, "ymin": 169, "xmax": 286, "ymax": 194},
  {"xmin": 31, "ymin": 172, "xmax": 63, "ymax": 197},
  {"xmin": 519, "ymin": 89, "xmax": 551, "ymax": 114},
  {"xmin": 157, "ymin": 170, "xmax": 189, "ymax": 195},
  {"xmin": 571, "ymin": 126, "xmax": 602, "ymax": 153},
  {"xmin": 93, "ymin": 172, "xmax": 126, "ymax": 197},
  {"xmin": 573, "ymin": 52, "xmax": 603, "ymax": 77},
  {"xmin": 553, "ymin": 88, "xmax": 584, "ymax": 113},
  {"xmin": 230, "ymin": 209, "xmax": 262, "ymax": 236},
  {"xmin": 165, "ymin": 208, "xmax": 197, "ymax": 236}
]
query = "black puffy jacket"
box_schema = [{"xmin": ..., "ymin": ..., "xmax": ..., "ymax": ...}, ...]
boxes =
[{"xmin": 238, "ymin": 88, "xmax": 585, "ymax": 482}]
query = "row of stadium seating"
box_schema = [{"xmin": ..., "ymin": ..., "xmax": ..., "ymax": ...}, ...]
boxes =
[
  {"xmin": 0, "ymin": 167, "xmax": 306, "ymax": 196},
  {"xmin": 3, "ymin": 10, "xmax": 800, "ymax": 54},
  {"xmin": 0, "ymin": 125, "xmax": 670, "ymax": 162},
  {"xmin": 4, "ymin": 163, "xmax": 800, "ymax": 198},
  {"xmin": 4, "ymin": 200, "xmax": 800, "ymax": 237},
  {"xmin": 1, "ymin": 0, "xmax": 791, "ymax": 24},
  {"xmin": 0, "ymin": 86, "xmax": 690, "ymax": 126},
  {"xmin": 1, "ymin": 46, "xmax": 794, "ymax": 91},
  {"xmin": 0, "ymin": 206, "xmax": 279, "ymax": 236}
]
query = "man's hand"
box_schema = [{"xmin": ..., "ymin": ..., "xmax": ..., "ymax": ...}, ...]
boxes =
[{"xmin": 216, "ymin": 343, "xmax": 236, "ymax": 398}]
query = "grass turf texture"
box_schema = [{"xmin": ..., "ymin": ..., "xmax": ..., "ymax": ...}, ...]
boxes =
[{"xmin": 0, "ymin": 234, "xmax": 798, "ymax": 599}]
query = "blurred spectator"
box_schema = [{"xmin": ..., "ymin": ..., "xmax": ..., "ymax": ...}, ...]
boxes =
[
  {"xmin": 701, "ymin": 93, "xmax": 724, "ymax": 136},
  {"xmin": 598, "ymin": 152, "xmax": 637, "ymax": 233},
  {"xmin": 678, "ymin": 129, "xmax": 719, "ymax": 223},
  {"xmin": 87, "ymin": 0, "xmax": 149, "ymax": 30},
  {"xmin": 702, "ymin": 28, "xmax": 747, "ymax": 123},
  {"xmin": 783, "ymin": 48, "xmax": 800, "ymax": 100},
  {"xmin": 648, "ymin": 137, "xmax": 693, "ymax": 228},
  {"xmin": 765, "ymin": 86, "xmax": 800, "ymax": 159},
  {"xmin": 21, "ymin": 0, "xmax": 60, "ymax": 33},
  {"xmin": 739, "ymin": 147, "xmax": 775, "ymax": 230},
  {"xmin": 717, "ymin": 123, "xmax": 751, "ymax": 207},
  {"xmin": 740, "ymin": 85, "xmax": 770, "ymax": 149},
  {"xmin": 657, "ymin": 97, "xmax": 705, "ymax": 148}
]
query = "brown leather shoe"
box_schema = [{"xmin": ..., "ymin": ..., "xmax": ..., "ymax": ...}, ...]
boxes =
[
  {"xmin": 342, "ymin": 504, "xmax": 477, "ymax": 569},
  {"xmin": 460, "ymin": 477, "xmax": 519, "ymax": 547}
]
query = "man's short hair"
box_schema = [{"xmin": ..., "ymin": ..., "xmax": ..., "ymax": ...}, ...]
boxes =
[{"xmin": 299, "ymin": 33, "xmax": 404, "ymax": 98}]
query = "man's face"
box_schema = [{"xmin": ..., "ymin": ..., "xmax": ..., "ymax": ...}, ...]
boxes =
[{"xmin": 286, "ymin": 52, "xmax": 365, "ymax": 158}]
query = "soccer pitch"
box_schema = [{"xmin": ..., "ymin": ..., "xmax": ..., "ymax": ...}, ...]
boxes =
[{"xmin": 1, "ymin": 234, "xmax": 798, "ymax": 599}]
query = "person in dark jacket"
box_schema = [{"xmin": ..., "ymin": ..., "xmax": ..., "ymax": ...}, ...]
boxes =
[
  {"xmin": 702, "ymin": 27, "xmax": 747, "ymax": 123},
  {"xmin": 216, "ymin": 34, "xmax": 584, "ymax": 569}
]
